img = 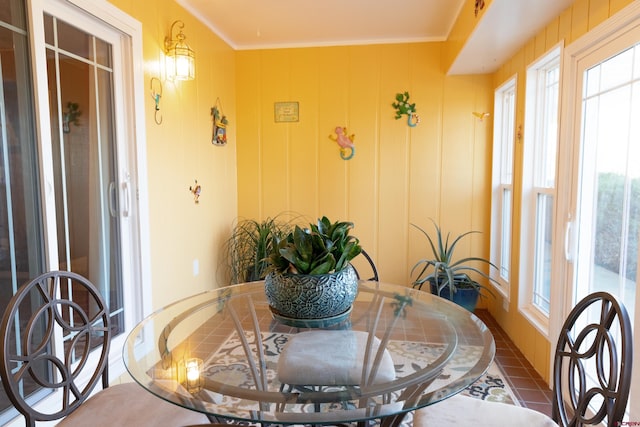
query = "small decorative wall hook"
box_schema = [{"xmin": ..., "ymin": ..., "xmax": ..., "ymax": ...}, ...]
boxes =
[
  {"xmin": 392, "ymin": 92, "xmax": 420, "ymax": 127},
  {"xmin": 150, "ymin": 77, "xmax": 163, "ymax": 125},
  {"xmin": 517, "ymin": 124, "xmax": 523, "ymax": 141},
  {"xmin": 329, "ymin": 126, "xmax": 355, "ymax": 160},
  {"xmin": 189, "ymin": 180, "xmax": 201, "ymax": 203},
  {"xmin": 472, "ymin": 112, "xmax": 490, "ymax": 121}
]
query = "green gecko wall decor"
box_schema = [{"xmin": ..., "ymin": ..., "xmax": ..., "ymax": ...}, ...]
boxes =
[{"xmin": 392, "ymin": 92, "xmax": 420, "ymax": 127}]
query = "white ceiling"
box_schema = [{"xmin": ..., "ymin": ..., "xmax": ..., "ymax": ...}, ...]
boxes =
[{"xmin": 178, "ymin": 0, "xmax": 575, "ymax": 74}]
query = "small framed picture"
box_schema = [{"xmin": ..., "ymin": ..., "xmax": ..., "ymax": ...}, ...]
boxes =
[{"xmin": 274, "ymin": 102, "xmax": 299, "ymax": 122}]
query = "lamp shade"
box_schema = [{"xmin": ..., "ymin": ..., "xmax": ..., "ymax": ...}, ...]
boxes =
[{"xmin": 165, "ymin": 21, "xmax": 195, "ymax": 81}]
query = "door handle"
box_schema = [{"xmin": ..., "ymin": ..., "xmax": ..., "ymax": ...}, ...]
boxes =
[
  {"xmin": 564, "ymin": 218, "xmax": 573, "ymax": 262},
  {"xmin": 108, "ymin": 182, "xmax": 117, "ymax": 217},
  {"xmin": 122, "ymin": 180, "xmax": 130, "ymax": 218}
]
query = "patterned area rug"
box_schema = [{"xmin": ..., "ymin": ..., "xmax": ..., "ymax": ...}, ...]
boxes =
[
  {"xmin": 203, "ymin": 331, "xmax": 519, "ymax": 425},
  {"xmin": 387, "ymin": 339, "xmax": 517, "ymax": 405}
]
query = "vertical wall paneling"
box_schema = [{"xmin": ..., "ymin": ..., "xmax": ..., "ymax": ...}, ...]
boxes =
[
  {"xmin": 346, "ymin": 45, "xmax": 381, "ymax": 259},
  {"xmin": 317, "ymin": 47, "xmax": 350, "ymax": 221},
  {"xmin": 589, "ymin": 0, "xmax": 612, "ymax": 30},
  {"xmin": 236, "ymin": 53, "xmax": 262, "ymax": 220},
  {"xmin": 236, "ymin": 43, "xmax": 493, "ymax": 286},
  {"xmin": 407, "ymin": 43, "xmax": 444, "ymax": 280},
  {"xmin": 377, "ymin": 44, "xmax": 411, "ymax": 284},
  {"xmin": 571, "ymin": 0, "xmax": 591, "ymax": 43},
  {"xmin": 546, "ymin": 17, "xmax": 561, "ymax": 47},
  {"xmin": 290, "ymin": 49, "xmax": 320, "ymax": 217},
  {"xmin": 261, "ymin": 50, "xmax": 292, "ymax": 215}
]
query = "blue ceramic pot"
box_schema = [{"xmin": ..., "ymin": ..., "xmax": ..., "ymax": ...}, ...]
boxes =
[
  {"xmin": 264, "ymin": 264, "xmax": 358, "ymax": 320},
  {"xmin": 429, "ymin": 279, "xmax": 480, "ymax": 312}
]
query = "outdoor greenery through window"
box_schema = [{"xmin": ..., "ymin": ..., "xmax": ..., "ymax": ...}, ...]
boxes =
[{"xmin": 490, "ymin": 77, "xmax": 516, "ymax": 299}]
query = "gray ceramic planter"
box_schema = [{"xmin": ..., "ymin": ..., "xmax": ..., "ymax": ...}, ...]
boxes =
[{"xmin": 264, "ymin": 264, "xmax": 358, "ymax": 326}]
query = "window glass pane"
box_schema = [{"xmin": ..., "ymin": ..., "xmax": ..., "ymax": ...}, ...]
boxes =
[
  {"xmin": 0, "ymin": 0, "xmax": 27, "ymax": 30},
  {"xmin": 491, "ymin": 78, "xmax": 517, "ymax": 297},
  {"xmin": 44, "ymin": 13, "xmax": 53, "ymax": 45},
  {"xmin": 585, "ymin": 64, "xmax": 601, "ymax": 98},
  {"xmin": 56, "ymin": 18, "xmax": 92, "ymax": 61},
  {"xmin": 539, "ymin": 67, "xmax": 559, "ymax": 188},
  {"xmin": 95, "ymin": 38, "xmax": 112, "ymax": 68},
  {"xmin": 522, "ymin": 51, "xmax": 560, "ymax": 322},
  {"xmin": 533, "ymin": 194, "xmax": 553, "ymax": 314},
  {"xmin": 600, "ymin": 47, "xmax": 633, "ymax": 93},
  {"xmin": 0, "ymin": 2, "xmax": 45, "ymax": 419},
  {"xmin": 501, "ymin": 92, "xmax": 515, "ymax": 183},
  {"xmin": 501, "ymin": 188, "xmax": 512, "ymax": 281},
  {"xmin": 577, "ymin": 46, "xmax": 639, "ymax": 332},
  {"xmin": 96, "ymin": 68, "xmax": 123, "ymax": 333},
  {"xmin": 46, "ymin": 19, "xmax": 124, "ymax": 344}
]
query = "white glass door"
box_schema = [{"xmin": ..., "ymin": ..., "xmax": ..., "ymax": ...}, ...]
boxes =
[
  {"xmin": 574, "ymin": 43, "xmax": 638, "ymax": 317},
  {"xmin": 44, "ymin": 12, "xmax": 125, "ymax": 338},
  {"xmin": 1, "ymin": 0, "xmax": 145, "ymax": 423},
  {"xmin": 558, "ymin": 11, "xmax": 640, "ymax": 422}
]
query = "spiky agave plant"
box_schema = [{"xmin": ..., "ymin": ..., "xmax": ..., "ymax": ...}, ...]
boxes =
[{"xmin": 410, "ymin": 219, "xmax": 497, "ymax": 299}]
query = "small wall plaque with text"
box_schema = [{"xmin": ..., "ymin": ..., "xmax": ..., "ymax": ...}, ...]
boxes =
[{"xmin": 274, "ymin": 102, "xmax": 299, "ymax": 122}]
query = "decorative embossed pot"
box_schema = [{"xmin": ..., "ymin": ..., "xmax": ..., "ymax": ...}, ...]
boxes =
[{"xmin": 264, "ymin": 264, "xmax": 358, "ymax": 326}]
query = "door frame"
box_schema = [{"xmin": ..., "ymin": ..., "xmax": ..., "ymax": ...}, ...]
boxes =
[
  {"xmin": 27, "ymin": 0, "xmax": 151, "ymax": 380},
  {"xmin": 554, "ymin": 1, "xmax": 640, "ymax": 419}
]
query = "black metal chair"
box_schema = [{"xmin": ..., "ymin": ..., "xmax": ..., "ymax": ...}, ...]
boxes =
[
  {"xmin": 552, "ymin": 291, "xmax": 632, "ymax": 427},
  {"xmin": 414, "ymin": 291, "xmax": 632, "ymax": 427},
  {"xmin": 353, "ymin": 249, "xmax": 379, "ymax": 281},
  {"xmin": 0, "ymin": 270, "xmax": 208, "ymax": 427}
]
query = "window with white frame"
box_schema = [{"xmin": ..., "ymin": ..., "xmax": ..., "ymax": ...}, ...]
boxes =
[
  {"xmin": 519, "ymin": 46, "xmax": 561, "ymax": 333},
  {"xmin": 490, "ymin": 77, "xmax": 517, "ymax": 299}
]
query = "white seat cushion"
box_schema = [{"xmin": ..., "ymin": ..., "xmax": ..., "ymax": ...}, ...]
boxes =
[
  {"xmin": 277, "ymin": 330, "xmax": 396, "ymax": 386},
  {"xmin": 413, "ymin": 394, "xmax": 558, "ymax": 427},
  {"xmin": 58, "ymin": 382, "xmax": 210, "ymax": 426}
]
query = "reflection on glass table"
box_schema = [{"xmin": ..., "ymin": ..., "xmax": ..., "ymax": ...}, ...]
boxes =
[{"xmin": 124, "ymin": 281, "xmax": 495, "ymax": 427}]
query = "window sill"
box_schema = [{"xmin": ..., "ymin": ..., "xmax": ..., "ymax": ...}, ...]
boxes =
[
  {"xmin": 490, "ymin": 278, "xmax": 509, "ymax": 300},
  {"xmin": 519, "ymin": 303, "xmax": 550, "ymax": 339}
]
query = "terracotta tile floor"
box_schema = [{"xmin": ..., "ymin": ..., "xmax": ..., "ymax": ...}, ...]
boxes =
[{"xmin": 474, "ymin": 309, "xmax": 555, "ymax": 418}]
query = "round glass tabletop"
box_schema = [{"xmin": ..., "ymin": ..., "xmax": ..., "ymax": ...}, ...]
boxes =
[{"xmin": 124, "ymin": 280, "xmax": 494, "ymax": 425}]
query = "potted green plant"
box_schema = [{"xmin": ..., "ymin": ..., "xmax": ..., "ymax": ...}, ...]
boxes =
[
  {"xmin": 223, "ymin": 215, "xmax": 293, "ymax": 284},
  {"xmin": 410, "ymin": 220, "xmax": 497, "ymax": 312},
  {"xmin": 264, "ymin": 216, "xmax": 362, "ymax": 326}
]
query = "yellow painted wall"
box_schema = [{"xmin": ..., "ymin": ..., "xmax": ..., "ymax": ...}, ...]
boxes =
[
  {"xmin": 235, "ymin": 44, "xmax": 495, "ymax": 288},
  {"xmin": 108, "ymin": 0, "xmax": 237, "ymax": 309},
  {"xmin": 488, "ymin": 0, "xmax": 635, "ymax": 384}
]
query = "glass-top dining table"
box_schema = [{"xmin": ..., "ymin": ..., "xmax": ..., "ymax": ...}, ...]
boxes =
[{"xmin": 124, "ymin": 280, "xmax": 495, "ymax": 426}]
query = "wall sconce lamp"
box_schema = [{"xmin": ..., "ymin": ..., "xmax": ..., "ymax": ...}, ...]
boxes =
[{"xmin": 165, "ymin": 20, "xmax": 195, "ymax": 81}]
